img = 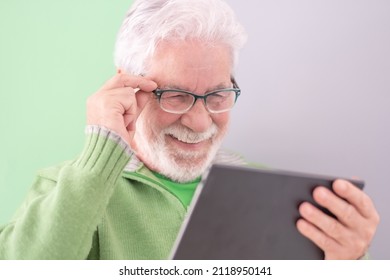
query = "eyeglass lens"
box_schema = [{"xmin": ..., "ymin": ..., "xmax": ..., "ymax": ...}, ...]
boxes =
[{"xmin": 160, "ymin": 90, "xmax": 237, "ymax": 113}]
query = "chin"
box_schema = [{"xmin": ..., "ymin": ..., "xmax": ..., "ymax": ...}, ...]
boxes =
[
  {"xmin": 156, "ymin": 145, "xmax": 217, "ymax": 183},
  {"xmin": 164, "ymin": 154, "xmax": 209, "ymax": 182}
]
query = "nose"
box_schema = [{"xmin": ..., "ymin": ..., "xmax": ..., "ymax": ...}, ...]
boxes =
[{"xmin": 180, "ymin": 99, "xmax": 212, "ymax": 133}]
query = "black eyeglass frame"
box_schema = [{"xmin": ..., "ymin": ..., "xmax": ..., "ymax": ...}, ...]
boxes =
[{"xmin": 152, "ymin": 77, "xmax": 241, "ymax": 114}]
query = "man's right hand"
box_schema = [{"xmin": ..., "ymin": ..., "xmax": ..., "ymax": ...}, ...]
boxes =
[{"xmin": 86, "ymin": 73, "xmax": 157, "ymax": 145}]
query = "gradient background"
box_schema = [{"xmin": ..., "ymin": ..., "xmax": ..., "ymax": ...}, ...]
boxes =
[{"xmin": 1, "ymin": 0, "xmax": 389, "ymax": 259}]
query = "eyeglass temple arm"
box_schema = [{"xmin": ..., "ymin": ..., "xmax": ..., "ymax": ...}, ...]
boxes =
[{"xmin": 231, "ymin": 76, "xmax": 239, "ymax": 89}]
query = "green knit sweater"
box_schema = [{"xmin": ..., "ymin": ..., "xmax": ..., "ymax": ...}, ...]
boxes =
[{"xmin": 0, "ymin": 126, "xmax": 247, "ymax": 259}]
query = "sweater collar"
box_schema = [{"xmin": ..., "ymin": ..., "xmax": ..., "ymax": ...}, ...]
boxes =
[{"xmin": 123, "ymin": 148, "xmax": 246, "ymax": 173}]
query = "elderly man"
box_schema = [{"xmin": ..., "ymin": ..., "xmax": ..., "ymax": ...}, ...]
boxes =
[{"xmin": 0, "ymin": 0, "xmax": 379, "ymax": 260}]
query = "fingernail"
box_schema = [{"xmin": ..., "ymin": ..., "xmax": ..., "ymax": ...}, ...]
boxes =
[
  {"xmin": 335, "ymin": 180, "xmax": 347, "ymax": 191},
  {"xmin": 314, "ymin": 187, "xmax": 328, "ymax": 199},
  {"xmin": 300, "ymin": 203, "xmax": 312, "ymax": 215}
]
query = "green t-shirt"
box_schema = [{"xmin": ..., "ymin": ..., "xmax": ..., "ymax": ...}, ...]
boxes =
[{"xmin": 153, "ymin": 172, "xmax": 201, "ymax": 207}]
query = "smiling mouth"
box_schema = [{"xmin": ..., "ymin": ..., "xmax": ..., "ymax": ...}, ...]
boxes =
[{"xmin": 168, "ymin": 134, "xmax": 207, "ymax": 144}]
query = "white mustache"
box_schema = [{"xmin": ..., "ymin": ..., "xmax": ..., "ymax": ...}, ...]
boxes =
[{"xmin": 163, "ymin": 123, "xmax": 218, "ymax": 144}]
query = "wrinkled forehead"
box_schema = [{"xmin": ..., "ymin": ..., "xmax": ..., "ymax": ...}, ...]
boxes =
[{"xmin": 145, "ymin": 39, "xmax": 233, "ymax": 91}]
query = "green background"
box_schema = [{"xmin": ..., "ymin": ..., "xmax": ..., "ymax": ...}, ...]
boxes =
[{"xmin": 0, "ymin": 0, "xmax": 133, "ymax": 224}]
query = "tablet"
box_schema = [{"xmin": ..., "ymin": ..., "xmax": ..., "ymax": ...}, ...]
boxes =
[{"xmin": 170, "ymin": 164, "xmax": 364, "ymax": 260}]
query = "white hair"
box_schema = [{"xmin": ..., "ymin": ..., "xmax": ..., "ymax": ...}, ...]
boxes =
[{"xmin": 114, "ymin": 0, "xmax": 247, "ymax": 75}]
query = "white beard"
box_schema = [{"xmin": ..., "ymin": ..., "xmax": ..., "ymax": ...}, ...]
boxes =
[{"xmin": 133, "ymin": 117, "xmax": 224, "ymax": 183}]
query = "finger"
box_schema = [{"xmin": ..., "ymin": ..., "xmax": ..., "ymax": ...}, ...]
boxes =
[
  {"xmin": 136, "ymin": 79, "xmax": 158, "ymax": 92},
  {"xmin": 299, "ymin": 201, "xmax": 349, "ymax": 242},
  {"xmin": 296, "ymin": 218, "xmax": 340, "ymax": 256},
  {"xmin": 127, "ymin": 95, "xmax": 154, "ymax": 132},
  {"xmin": 123, "ymin": 92, "xmax": 149, "ymax": 131},
  {"xmin": 312, "ymin": 186, "xmax": 364, "ymax": 228},
  {"xmin": 136, "ymin": 91, "xmax": 153, "ymax": 111},
  {"xmin": 332, "ymin": 179, "xmax": 379, "ymax": 220},
  {"xmin": 93, "ymin": 88, "xmax": 136, "ymax": 113},
  {"xmin": 102, "ymin": 86, "xmax": 138, "ymax": 98},
  {"xmin": 101, "ymin": 87, "xmax": 149, "ymax": 111},
  {"xmin": 102, "ymin": 89, "xmax": 152, "ymax": 131},
  {"xmin": 124, "ymin": 110, "xmax": 138, "ymax": 132},
  {"xmin": 100, "ymin": 74, "xmax": 136, "ymax": 90},
  {"xmin": 101, "ymin": 77, "xmax": 155, "ymax": 114},
  {"xmin": 101, "ymin": 73, "xmax": 157, "ymax": 92}
]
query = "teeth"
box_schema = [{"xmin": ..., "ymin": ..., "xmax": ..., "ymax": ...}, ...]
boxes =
[
  {"xmin": 164, "ymin": 123, "xmax": 218, "ymax": 145},
  {"xmin": 171, "ymin": 134, "xmax": 203, "ymax": 144}
]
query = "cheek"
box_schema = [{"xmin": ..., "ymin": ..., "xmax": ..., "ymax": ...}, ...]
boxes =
[
  {"xmin": 212, "ymin": 112, "xmax": 230, "ymax": 131},
  {"xmin": 142, "ymin": 102, "xmax": 182, "ymax": 132},
  {"xmin": 155, "ymin": 112, "xmax": 181, "ymax": 130}
]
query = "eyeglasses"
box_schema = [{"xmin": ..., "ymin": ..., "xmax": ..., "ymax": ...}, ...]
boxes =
[{"xmin": 152, "ymin": 78, "xmax": 241, "ymax": 114}]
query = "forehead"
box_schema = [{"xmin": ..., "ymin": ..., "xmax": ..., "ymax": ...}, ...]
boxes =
[{"xmin": 147, "ymin": 39, "xmax": 233, "ymax": 90}]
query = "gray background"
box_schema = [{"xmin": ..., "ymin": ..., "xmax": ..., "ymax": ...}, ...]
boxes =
[{"xmin": 223, "ymin": 0, "xmax": 389, "ymax": 259}]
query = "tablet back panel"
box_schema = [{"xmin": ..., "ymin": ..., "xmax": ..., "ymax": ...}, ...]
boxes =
[{"xmin": 171, "ymin": 164, "xmax": 364, "ymax": 260}]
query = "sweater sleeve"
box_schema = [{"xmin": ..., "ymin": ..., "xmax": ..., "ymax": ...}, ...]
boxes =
[{"xmin": 0, "ymin": 125, "xmax": 132, "ymax": 259}]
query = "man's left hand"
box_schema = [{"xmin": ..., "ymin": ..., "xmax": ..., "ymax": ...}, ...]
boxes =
[{"xmin": 296, "ymin": 179, "xmax": 380, "ymax": 259}]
